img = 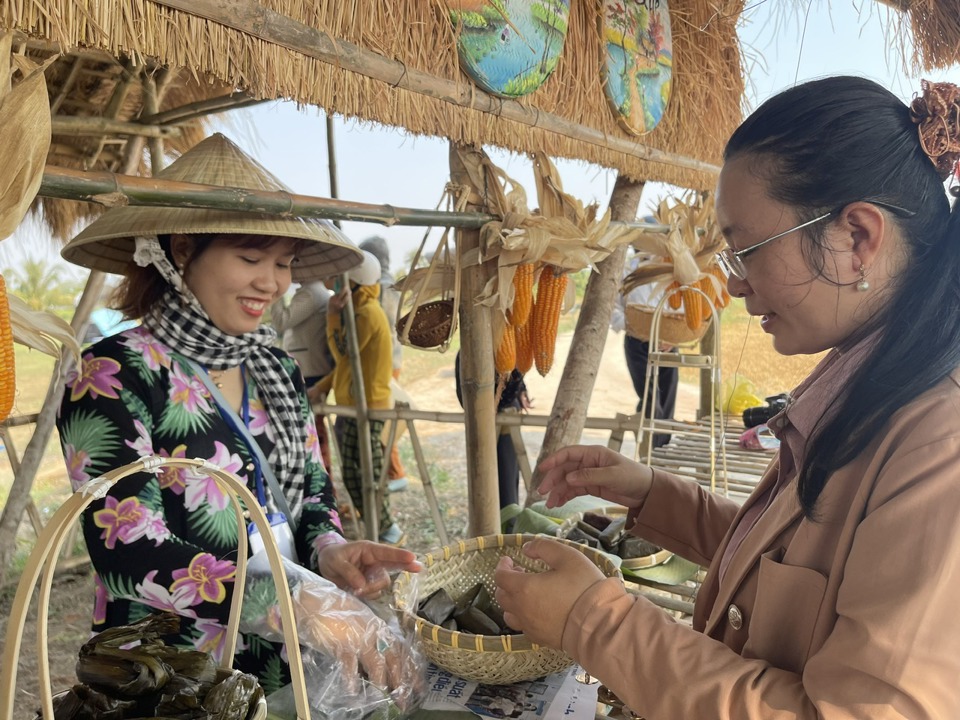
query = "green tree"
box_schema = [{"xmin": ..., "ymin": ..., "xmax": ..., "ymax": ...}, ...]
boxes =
[{"xmin": 2, "ymin": 257, "xmax": 83, "ymax": 315}]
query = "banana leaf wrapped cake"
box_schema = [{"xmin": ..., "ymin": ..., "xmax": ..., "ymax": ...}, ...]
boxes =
[{"xmin": 45, "ymin": 613, "xmax": 264, "ymax": 720}]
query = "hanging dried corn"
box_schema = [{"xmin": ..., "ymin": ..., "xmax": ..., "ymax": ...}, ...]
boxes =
[
  {"xmin": 681, "ymin": 286, "xmax": 704, "ymax": 331},
  {"xmin": 508, "ymin": 262, "xmax": 535, "ymax": 328},
  {"xmin": 531, "ymin": 265, "xmax": 567, "ymax": 376},
  {"xmin": 0, "ymin": 274, "xmax": 15, "ymax": 422},
  {"xmin": 495, "ymin": 324, "xmax": 517, "ymax": 374},
  {"xmin": 666, "ymin": 280, "xmax": 683, "ymax": 310},
  {"xmin": 515, "ymin": 319, "xmax": 534, "ymax": 375}
]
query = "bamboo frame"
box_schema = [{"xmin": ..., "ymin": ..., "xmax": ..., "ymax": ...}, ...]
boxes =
[{"xmin": 51, "ymin": 115, "xmax": 181, "ymax": 138}]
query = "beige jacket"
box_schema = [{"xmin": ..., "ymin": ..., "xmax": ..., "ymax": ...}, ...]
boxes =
[{"xmin": 564, "ymin": 370, "xmax": 960, "ymax": 719}]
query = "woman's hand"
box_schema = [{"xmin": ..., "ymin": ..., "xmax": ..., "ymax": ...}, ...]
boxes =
[
  {"xmin": 294, "ymin": 581, "xmax": 416, "ymax": 695},
  {"xmin": 327, "ymin": 288, "xmax": 350, "ymax": 314},
  {"xmin": 317, "ymin": 540, "xmax": 421, "ymax": 599},
  {"xmin": 536, "ymin": 445, "xmax": 653, "ymax": 510},
  {"xmin": 493, "ymin": 538, "xmax": 606, "ymax": 648}
]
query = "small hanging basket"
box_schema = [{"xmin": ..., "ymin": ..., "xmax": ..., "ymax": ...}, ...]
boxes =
[{"xmin": 396, "ymin": 298, "xmax": 455, "ymax": 350}]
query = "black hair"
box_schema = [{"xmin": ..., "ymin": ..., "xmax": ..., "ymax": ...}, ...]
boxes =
[{"xmin": 724, "ymin": 75, "xmax": 960, "ymax": 518}]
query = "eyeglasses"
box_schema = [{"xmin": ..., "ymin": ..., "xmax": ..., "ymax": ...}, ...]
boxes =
[{"xmin": 715, "ymin": 200, "xmax": 916, "ymax": 281}]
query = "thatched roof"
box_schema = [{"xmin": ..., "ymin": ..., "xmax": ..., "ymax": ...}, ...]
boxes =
[
  {"xmin": 874, "ymin": 0, "xmax": 960, "ymax": 71},
  {"xmin": 4, "ymin": 1, "xmax": 958, "ymax": 243},
  {"xmin": 12, "ymin": 39, "xmax": 232, "ymax": 240},
  {"xmin": 5, "ymin": 0, "xmax": 746, "ymax": 197}
]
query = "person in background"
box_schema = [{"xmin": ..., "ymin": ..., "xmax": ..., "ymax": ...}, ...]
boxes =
[
  {"xmin": 359, "ymin": 235, "xmax": 408, "ymax": 492},
  {"xmin": 271, "ymin": 280, "xmax": 335, "ymax": 474},
  {"xmin": 610, "ymin": 242, "xmax": 678, "ymax": 448},
  {"xmin": 495, "ymin": 77, "xmax": 960, "ymax": 718},
  {"xmin": 455, "ymin": 351, "xmax": 532, "ymax": 509},
  {"xmin": 56, "ymin": 134, "xmax": 420, "ymax": 694},
  {"xmin": 310, "ymin": 251, "xmax": 404, "ymax": 545}
]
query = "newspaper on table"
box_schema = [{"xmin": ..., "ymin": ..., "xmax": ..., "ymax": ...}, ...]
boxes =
[{"xmin": 423, "ymin": 663, "xmax": 598, "ymax": 720}]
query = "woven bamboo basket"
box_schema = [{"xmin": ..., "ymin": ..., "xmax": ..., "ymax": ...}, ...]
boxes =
[
  {"xmin": 396, "ymin": 298, "xmax": 455, "ymax": 349},
  {"xmin": 625, "ymin": 303, "xmax": 710, "ymax": 346},
  {"xmin": 393, "ymin": 534, "xmax": 622, "ymax": 685},
  {"xmin": 0, "ymin": 456, "xmax": 309, "ymax": 720}
]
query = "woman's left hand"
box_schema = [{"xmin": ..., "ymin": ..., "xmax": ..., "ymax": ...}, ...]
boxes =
[
  {"xmin": 318, "ymin": 540, "xmax": 421, "ymax": 599},
  {"xmin": 494, "ymin": 538, "xmax": 605, "ymax": 648}
]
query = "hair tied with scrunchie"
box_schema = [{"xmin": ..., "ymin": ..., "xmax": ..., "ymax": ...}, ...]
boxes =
[{"xmin": 909, "ymin": 79, "xmax": 960, "ymax": 192}]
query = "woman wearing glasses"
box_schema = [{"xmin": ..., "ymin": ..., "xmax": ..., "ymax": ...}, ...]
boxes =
[{"xmin": 495, "ymin": 76, "xmax": 960, "ymax": 718}]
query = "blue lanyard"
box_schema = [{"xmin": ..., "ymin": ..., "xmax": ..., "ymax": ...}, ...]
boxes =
[{"xmin": 213, "ymin": 364, "xmax": 267, "ymax": 508}]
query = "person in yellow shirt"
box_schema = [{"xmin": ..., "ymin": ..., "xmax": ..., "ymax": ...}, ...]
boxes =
[{"xmin": 311, "ymin": 251, "xmax": 403, "ymax": 545}]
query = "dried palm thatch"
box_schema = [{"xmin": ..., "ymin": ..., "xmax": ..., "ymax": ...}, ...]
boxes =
[
  {"xmin": 11, "ymin": 38, "xmax": 229, "ymax": 241},
  {"xmin": 874, "ymin": 0, "xmax": 960, "ymax": 71},
  {"xmin": 3, "ymin": 0, "xmax": 746, "ymax": 195}
]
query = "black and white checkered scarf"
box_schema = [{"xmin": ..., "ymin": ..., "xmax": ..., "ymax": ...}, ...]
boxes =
[{"xmin": 144, "ymin": 288, "xmax": 306, "ymax": 521}]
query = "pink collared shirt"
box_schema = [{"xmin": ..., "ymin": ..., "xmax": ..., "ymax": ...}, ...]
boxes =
[{"xmin": 717, "ymin": 334, "xmax": 878, "ymax": 583}]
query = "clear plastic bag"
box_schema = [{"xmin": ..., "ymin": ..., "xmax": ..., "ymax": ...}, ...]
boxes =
[{"xmin": 241, "ymin": 556, "xmax": 426, "ymax": 719}]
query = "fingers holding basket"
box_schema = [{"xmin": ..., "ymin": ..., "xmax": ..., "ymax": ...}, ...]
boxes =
[{"xmin": 494, "ymin": 538, "xmax": 606, "ymax": 649}]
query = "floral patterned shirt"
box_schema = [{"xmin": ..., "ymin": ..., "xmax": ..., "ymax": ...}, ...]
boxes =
[{"xmin": 56, "ymin": 326, "xmax": 342, "ymax": 693}]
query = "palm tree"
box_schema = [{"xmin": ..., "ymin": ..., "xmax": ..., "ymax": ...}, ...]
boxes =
[{"xmin": 2, "ymin": 257, "xmax": 82, "ymax": 315}]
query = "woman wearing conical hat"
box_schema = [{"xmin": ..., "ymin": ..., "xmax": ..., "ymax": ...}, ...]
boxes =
[{"xmin": 57, "ymin": 134, "xmax": 422, "ymax": 699}]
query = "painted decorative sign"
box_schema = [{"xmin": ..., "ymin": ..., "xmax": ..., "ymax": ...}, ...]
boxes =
[
  {"xmin": 600, "ymin": 0, "xmax": 673, "ymax": 135},
  {"xmin": 446, "ymin": 0, "xmax": 570, "ymax": 98}
]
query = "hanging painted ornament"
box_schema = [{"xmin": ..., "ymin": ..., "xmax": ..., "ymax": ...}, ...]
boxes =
[
  {"xmin": 445, "ymin": 0, "xmax": 570, "ymax": 98},
  {"xmin": 600, "ymin": 0, "xmax": 673, "ymax": 136}
]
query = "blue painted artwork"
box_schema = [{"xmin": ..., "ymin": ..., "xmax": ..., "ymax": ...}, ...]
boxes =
[
  {"xmin": 446, "ymin": 0, "xmax": 570, "ymax": 98},
  {"xmin": 601, "ymin": 0, "xmax": 673, "ymax": 135}
]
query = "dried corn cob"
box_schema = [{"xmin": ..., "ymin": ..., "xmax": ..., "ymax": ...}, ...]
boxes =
[
  {"xmin": 515, "ymin": 320, "xmax": 534, "ymax": 375},
  {"xmin": 531, "ymin": 265, "xmax": 567, "ymax": 376},
  {"xmin": 681, "ymin": 286, "xmax": 704, "ymax": 331},
  {"xmin": 0, "ymin": 275, "xmax": 14, "ymax": 422},
  {"xmin": 508, "ymin": 262, "xmax": 535, "ymax": 328},
  {"xmin": 666, "ymin": 280, "xmax": 682, "ymax": 310},
  {"xmin": 495, "ymin": 324, "xmax": 516, "ymax": 374}
]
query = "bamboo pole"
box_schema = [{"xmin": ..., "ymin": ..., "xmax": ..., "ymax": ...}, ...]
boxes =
[
  {"xmin": 527, "ymin": 175, "xmax": 645, "ymax": 505},
  {"xmin": 138, "ymin": 91, "xmax": 266, "ymax": 126},
  {"xmin": 149, "ymin": 0, "xmax": 720, "ymax": 177},
  {"xmin": 450, "ymin": 143, "xmax": 499, "ymax": 537},
  {"xmin": 38, "ymin": 165, "xmax": 674, "ymax": 234},
  {"xmin": 39, "ymin": 165, "xmax": 499, "ymax": 228},
  {"xmin": 50, "ymin": 115, "xmax": 181, "ymax": 139}
]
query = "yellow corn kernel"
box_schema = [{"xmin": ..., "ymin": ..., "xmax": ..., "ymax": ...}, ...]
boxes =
[
  {"xmin": 495, "ymin": 324, "xmax": 516, "ymax": 374},
  {"xmin": 532, "ymin": 265, "xmax": 567, "ymax": 376},
  {"xmin": 0, "ymin": 274, "xmax": 15, "ymax": 422},
  {"xmin": 681, "ymin": 287, "xmax": 704, "ymax": 331},
  {"xmin": 515, "ymin": 320, "xmax": 534, "ymax": 375},
  {"xmin": 666, "ymin": 280, "xmax": 682, "ymax": 310},
  {"xmin": 508, "ymin": 263, "xmax": 535, "ymax": 328}
]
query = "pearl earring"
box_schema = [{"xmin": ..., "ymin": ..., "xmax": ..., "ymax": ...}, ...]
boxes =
[{"xmin": 856, "ymin": 265, "xmax": 870, "ymax": 292}]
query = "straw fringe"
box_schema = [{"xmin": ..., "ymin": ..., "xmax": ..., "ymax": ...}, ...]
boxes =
[{"xmin": 6, "ymin": 0, "xmax": 747, "ymax": 191}]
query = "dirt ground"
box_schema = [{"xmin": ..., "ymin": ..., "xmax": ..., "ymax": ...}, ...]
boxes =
[{"xmin": 0, "ymin": 324, "xmax": 820, "ymax": 718}]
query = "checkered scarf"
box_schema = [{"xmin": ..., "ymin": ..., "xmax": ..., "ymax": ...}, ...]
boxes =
[{"xmin": 143, "ymin": 287, "xmax": 306, "ymax": 521}]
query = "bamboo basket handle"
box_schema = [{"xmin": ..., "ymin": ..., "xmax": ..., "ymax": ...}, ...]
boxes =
[{"xmin": 0, "ymin": 456, "xmax": 310, "ymax": 720}]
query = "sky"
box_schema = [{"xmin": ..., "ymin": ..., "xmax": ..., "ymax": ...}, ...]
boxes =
[{"xmin": 2, "ymin": 1, "xmax": 958, "ymax": 278}]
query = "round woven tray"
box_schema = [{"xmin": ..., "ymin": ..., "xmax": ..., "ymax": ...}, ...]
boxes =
[
  {"xmin": 397, "ymin": 299, "xmax": 455, "ymax": 349},
  {"xmin": 625, "ymin": 304, "xmax": 708, "ymax": 346},
  {"xmin": 393, "ymin": 534, "xmax": 622, "ymax": 685}
]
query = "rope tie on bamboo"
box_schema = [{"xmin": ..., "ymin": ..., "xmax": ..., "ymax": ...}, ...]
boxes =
[
  {"xmin": 909, "ymin": 79, "xmax": 960, "ymax": 194},
  {"xmin": 390, "ymin": 62, "xmax": 409, "ymax": 89}
]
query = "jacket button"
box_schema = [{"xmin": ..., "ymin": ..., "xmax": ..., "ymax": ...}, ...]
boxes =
[
  {"xmin": 246, "ymin": 462, "xmax": 255, "ymax": 472},
  {"xmin": 727, "ymin": 604, "xmax": 744, "ymax": 630}
]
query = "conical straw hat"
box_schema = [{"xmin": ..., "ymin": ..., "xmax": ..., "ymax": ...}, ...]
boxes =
[{"xmin": 62, "ymin": 133, "xmax": 362, "ymax": 281}]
